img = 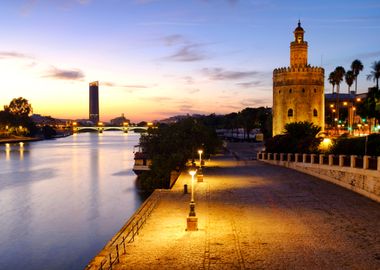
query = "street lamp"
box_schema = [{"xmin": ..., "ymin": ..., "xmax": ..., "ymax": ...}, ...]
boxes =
[
  {"xmin": 197, "ymin": 149, "xmax": 203, "ymax": 166},
  {"xmin": 186, "ymin": 169, "xmax": 198, "ymax": 231},
  {"xmin": 197, "ymin": 149, "xmax": 204, "ymax": 182}
]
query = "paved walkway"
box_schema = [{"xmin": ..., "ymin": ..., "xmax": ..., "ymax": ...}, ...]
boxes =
[{"xmin": 115, "ymin": 145, "xmax": 380, "ymax": 269}]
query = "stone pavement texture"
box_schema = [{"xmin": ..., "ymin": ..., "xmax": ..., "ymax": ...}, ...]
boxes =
[{"xmin": 114, "ymin": 143, "xmax": 380, "ymax": 270}]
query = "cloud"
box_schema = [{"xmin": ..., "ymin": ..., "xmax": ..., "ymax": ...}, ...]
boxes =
[
  {"xmin": 164, "ymin": 44, "xmax": 208, "ymax": 62},
  {"xmin": 143, "ymin": 96, "xmax": 173, "ymax": 103},
  {"xmin": 236, "ymin": 81, "xmax": 262, "ymax": 88},
  {"xmin": 188, "ymin": 89, "xmax": 200, "ymax": 94},
  {"xmin": 162, "ymin": 34, "xmax": 186, "ymax": 46},
  {"xmin": 102, "ymin": 81, "xmax": 153, "ymax": 93},
  {"xmin": 44, "ymin": 67, "xmax": 85, "ymax": 80},
  {"xmin": 183, "ymin": 76, "xmax": 194, "ymax": 85},
  {"xmin": 21, "ymin": 0, "xmax": 91, "ymax": 15},
  {"xmin": 241, "ymin": 98, "xmax": 271, "ymax": 107},
  {"xmin": 354, "ymin": 50, "xmax": 380, "ymax": 59},
  {"xmin": 0, "ymin": 51, "xmax": 32, "ymax": 59},
  {"xmin": 202, "ymin": 68, "xmax": 259, "ymax": 80}
]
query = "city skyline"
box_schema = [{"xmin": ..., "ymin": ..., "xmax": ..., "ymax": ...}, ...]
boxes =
[{"xmin": 1, "ymin": 0, "xmax": 380, "ymax": 122}]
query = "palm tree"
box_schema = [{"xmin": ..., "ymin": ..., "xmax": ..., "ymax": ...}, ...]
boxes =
[
  {"xmin": 345, "ymin": 70, "xmax": 355, "ymax": 93},
  {"xmin": 334, "ymin": 66, "xmax": 346, "ymax": 94},
  {"xmin": 333, "ymin": 66, "xmax": 345, "ymax": 132},
  {"xmin": 367, "ymin": 60, "xmax": 380, "ymax": 90},
  {"xmin": 328, "ymin": 71, "xmax": 336, "ymax": 94},
  {"xmin": 351, "ymin": 59, "xmax": 363, "ymax": 94}
]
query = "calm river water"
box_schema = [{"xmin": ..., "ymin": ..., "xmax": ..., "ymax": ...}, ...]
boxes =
[{"xmin": 0, "ymin": 132, "xmax": 146, "ymax": 270}]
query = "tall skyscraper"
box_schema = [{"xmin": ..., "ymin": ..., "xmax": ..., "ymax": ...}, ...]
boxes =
[{"xmin": 89, "ymin": 81, "xmax": 99, "ymax": 124}]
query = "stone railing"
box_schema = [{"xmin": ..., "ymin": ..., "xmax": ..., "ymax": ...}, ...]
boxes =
[{"xmin": 258, "ymin": 152, "xmax": 380, "ymax": 203}]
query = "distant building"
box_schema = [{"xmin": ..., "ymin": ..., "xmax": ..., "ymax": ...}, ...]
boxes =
[
  {"xmin": 89, "ymin": 81, "xmax": 99, "ymax": 124},
  {"xmin": 110, "ymin": 114, "xmax": 130, "ymax": 126},
  {"xmin": 272, "ymin": 21, "xmax": 325, "ymax": 135}
]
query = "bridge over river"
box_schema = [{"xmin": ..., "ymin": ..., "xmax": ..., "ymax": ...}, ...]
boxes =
[
  {"xmin": 73, "ymin": 126, "xmax": 148, "ymax": 133},
  {"xmin": 87, "ymin": 142, "xmax": 380, "ymax": 270}
]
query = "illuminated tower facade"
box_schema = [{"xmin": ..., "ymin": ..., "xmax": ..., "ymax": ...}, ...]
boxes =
[
  {"xmin": 272, "ymin": 21, "xmax": 325, "ymax": 136},
  {"xmin": 89, "ymin": 81, "xmax": 99, "ymax": 124}
]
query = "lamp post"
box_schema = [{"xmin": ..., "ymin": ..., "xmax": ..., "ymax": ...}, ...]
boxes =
[
  {"xmin": 198, "ymin": 149, "xmax": 203, "ymax": 166},
  {"xmin": 197, "ymin": 149, "xmax": 204, "ymax": 182},
  {"xmin": 186, "ymin": 169, "xmax": 198, "ymax": 231}
]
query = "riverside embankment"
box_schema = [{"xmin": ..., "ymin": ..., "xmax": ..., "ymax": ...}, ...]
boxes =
[{"xmin": 87, "ymin": 142, "xmax": 380, "ymax": 270}]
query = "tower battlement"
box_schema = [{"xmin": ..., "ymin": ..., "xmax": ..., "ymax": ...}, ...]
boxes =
[{"xmin": 273, "ymin": 66, "xmax": 324, "ymax": 75}]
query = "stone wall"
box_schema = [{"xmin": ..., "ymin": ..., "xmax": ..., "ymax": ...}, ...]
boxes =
[{"xmin": 258, "ymin": 152, "xmax": 380, "ymax": 203}]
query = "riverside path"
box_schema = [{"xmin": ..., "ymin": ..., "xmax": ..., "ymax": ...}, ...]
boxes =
[{"xmin": 106, "ymin": 143, "xmax": 380, "ymax": 269}]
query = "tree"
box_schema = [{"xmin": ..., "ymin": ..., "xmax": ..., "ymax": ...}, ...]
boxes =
[
  {"xmin": 328, "ymin": 71, "xmax": 336, "ymax": 94},
  {"xmin": 265, "ymin": 121, "xmax": 322, "ymax": 153},
  {"xmin": 351, "ymin": 59, "xmax": 363, "ymax": 94},
  {"xmin": 345, "ymin": 70, "xmax": 355, "ymax": 93},
  {"xmin": 4, "ymin": 97, "xmax": 33, "ymax": 117},
  {"xmin": 334, "ymin": 66, "xmax": 346, "ymax": 94},
  {"xmin": 367, "ymin": 60, "xmax": 380, "ymax": 90},
  {"xmin": 334, "ymin": 66, "xmax": 346, "ymax": 124},
  {"xmin": 138, "ymin": 117, "xmax": 221, "ymax": 190}
]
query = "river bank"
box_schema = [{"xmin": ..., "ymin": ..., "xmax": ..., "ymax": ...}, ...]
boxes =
[{"xmin": 0, "ymin": 136, "xmax": 42, "ymax": 144}]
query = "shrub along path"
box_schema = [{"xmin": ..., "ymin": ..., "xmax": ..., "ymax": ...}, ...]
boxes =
[{"xmin": 113, "ymin": 143, "xmax": 380, "ymax": 269}]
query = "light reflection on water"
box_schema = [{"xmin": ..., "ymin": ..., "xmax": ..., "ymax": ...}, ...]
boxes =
[{"xmin": 0, "ymin": 132, "xmax": 145, "ymax": 270}]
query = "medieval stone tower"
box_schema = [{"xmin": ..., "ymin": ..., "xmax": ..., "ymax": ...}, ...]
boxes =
[{"xmin": 272, "ymin": 21, "xmax": 325, "ymax": 136}]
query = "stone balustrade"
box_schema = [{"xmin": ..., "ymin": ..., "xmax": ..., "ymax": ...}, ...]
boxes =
[{"xmin": 257, "ymin": 152, "xmax": 380, "ymax": 203}]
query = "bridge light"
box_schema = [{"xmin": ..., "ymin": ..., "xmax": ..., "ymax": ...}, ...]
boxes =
[
  {"xmin": 343, "ymin": 101, "xmax": 348, "ymax": 106},
  {"xmin": 98, "ymin": 122, "xmax": 103, "ymax": 126},
  {"xmin": 123, "ymin": 122, "xmax": 129, "ymax": 127},
  {"xmin": 147, "ymin": 122, "xmax": 153, "ymax": 127},
  {"xmin": 73, "ymin": 122, "xmax": 77, "ymax": 126}
]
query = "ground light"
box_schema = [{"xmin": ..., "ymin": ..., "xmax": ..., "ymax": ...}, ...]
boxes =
[
  {"xmin": 186, "ymin": 169, "xmax": 198, "ymax": 231},
  {"xmin": 319, "ymin": 137, "xmax": 333, "ymax": 152}
]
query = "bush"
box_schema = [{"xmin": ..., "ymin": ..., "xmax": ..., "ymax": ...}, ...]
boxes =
[
  {"xmin": 265, "ymin": 121, "xmax": 322, "ymax": 153},
  {"xmin": 330, "ymin": 134, "xmax": 380, "ymax": 156}
]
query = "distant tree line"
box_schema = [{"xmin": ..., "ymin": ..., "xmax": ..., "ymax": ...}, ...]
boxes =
[{"xmin": 194, "ymin": 107, "xmax": 272, "ymax": 140}]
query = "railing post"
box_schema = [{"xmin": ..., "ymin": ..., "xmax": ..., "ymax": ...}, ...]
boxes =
[
  {"xmin": 109, "ymin": 254, "xmax": 112, "ymax": 270},
  {"xmin": 310, "ymin": 154, "xmax": 316, "ymax": 164},
  {"xmin": 350, "ymin": 155, "xmax": 357, "ymax": 168},
  {"xmin": 288, "ymin": 153, "xmax": 292, "ymax": 162},
  {"xmin": 273, "ymin": 153, "xmax": 278, "ymax": 161},
  {"xmin": 328, "ymin": 154, "xmax": 334, "ymax": 166},
  {"xmin": 123, "ymin": 236, "xmax": 126, "ymax": 254},
  {"xmin": 280, "ymin": 153, "xmax": 284, "ymax": 161},
  {"xmin": 339, "ymin": 155, "xmax": 345, "ymax": 167},
  {"xmin": 319, "ymin": 154, "xmax": 324, "ymax": 165},
  {"xmin": 363, "ymin": 155, "xmax": 369, "ymax": 169},
  {"xmin": 116, "ymin": 244, "xmax": 120, "ymax": 264},
  {"xmin": 302, "ymin": 154, "xmax": 307, "ymax": 163}
]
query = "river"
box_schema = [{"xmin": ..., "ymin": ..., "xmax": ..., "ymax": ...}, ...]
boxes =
[{"xmin": 0, "ymin": 132, "xmax": 146, "ymax": 270}]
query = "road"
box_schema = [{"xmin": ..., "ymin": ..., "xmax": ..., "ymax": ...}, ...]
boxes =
[{"xmin": 113, "ymin": 143, "xmax": 380, "ymax": 269}]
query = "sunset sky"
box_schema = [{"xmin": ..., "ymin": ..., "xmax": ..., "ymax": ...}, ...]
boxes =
[{"xmin": 1, "ymin": 0, "xmax": 379, "ymax": 122}]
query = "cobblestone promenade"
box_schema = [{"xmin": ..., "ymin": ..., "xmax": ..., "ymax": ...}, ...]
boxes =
[{"xmin": 115, "ymin": 144, "xmax": 380, "ymax": 269}]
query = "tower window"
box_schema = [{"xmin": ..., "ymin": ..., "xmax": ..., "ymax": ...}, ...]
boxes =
[
  {"xmin": 288, "ymin": 109, "xmax": 294, "ymax": 117},
  {"xmin": 302, "ymin": 88, "xmax": 305, "ymax": 93},
  {"xmin": 313, "ymin": 109, "xmax": 318, "ymax": 117},
  {"xmin": 279, "ymin": 90, "xmax": 281, "ymax": 94},
  {"xmin": 314, "ymin": 88, "xmax": 317, "ymax": 93},
  {"xmin": 289, "ymin": 89, "xmax": 292, "ymax": 93}
]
